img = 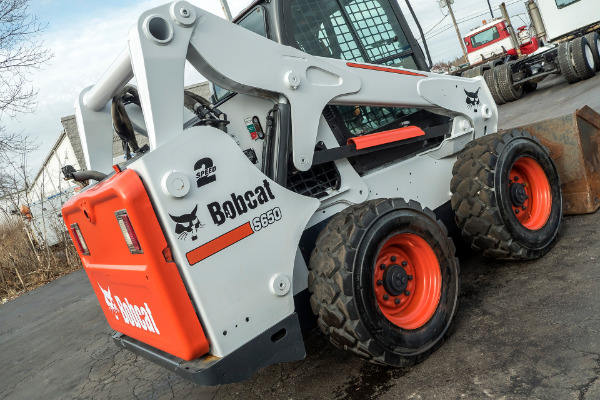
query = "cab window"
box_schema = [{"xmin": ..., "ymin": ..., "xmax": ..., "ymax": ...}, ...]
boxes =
[
  {"xmin": 238, "ymin": 7, "xmax": 268, "ymax": 37},
  {"xmin": 212, "ymin": 7, "xmax": 268, "ymax": 103},
  {"xmin": 291, "ymin": 0, "xmax": 417, "ymax": 69},
  {"xmin": 555, "ymin": 0, "xmax": 582, "ymax": 8},
  {"xmin": 470, "ymin": 27, "xmax": 500, "ymax": 48},
  {"xmin": 291, "ymin": 0, "xmax": 419, "ymax": 136}
]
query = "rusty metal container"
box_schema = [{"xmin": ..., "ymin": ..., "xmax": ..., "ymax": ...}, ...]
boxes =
[{"xmin": 515, "ymin": 106, "xmax": 600, "ymax": 215}]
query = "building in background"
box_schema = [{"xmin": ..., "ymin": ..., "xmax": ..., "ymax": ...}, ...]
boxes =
[{"xmin": 3, "ymin": 82, "xmax": 211, "ymax": 245}]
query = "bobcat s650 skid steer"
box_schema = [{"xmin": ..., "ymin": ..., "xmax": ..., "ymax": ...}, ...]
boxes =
[{"xmin": 61, "ymin": 0, "xmax": 564, "ymax": 385}]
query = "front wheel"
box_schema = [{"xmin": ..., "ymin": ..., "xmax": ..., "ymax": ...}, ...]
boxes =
[
  {"xmin": 308, "ymin": 198, "xmax": 459, "ymax": 367},
  {"xmin": 451, "ymin": 130, "xmax": 562, "ymax": 260}
]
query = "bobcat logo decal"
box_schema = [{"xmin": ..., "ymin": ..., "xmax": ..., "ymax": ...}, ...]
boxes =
[
  {"xmin": 169, "ymin": 205, "xmax": 204, "ymax": 241},
  {"xmin": 98, "ymin": 284, "xmax": 119, "ymax": 320},
  {"xmin": 464, "ymin": 88, "xmax": 481, "ymax": 112}
]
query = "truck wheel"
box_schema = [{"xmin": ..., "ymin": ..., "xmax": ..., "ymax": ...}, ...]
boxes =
[
  {"xmin": 308, "ymin": 198, "xmax": 459, "ymax": 367},
  {"xmin": 522, "ymin": 82, "xmax": 538, "ymax": 93},
  {"xmin": 497, "ymin": 62, "xmax": 523, "ymax": 102},
  {"xmin": 451, "ymin": 130, "xmax": 562, "ymax": 260},
  {"xmin": 570, "ymin": 36, "xmax": 596, "ymax": 80},
  {"xmin": 584, "ymin": 32, "xmax": 600, "ymax": 72},
  {"xmin": 484, "ymin": 68, "xmax": 505, "ymax": 105},
  {"xmin": 558, "ymin": 41, "xmax": 581, "ymax": 84},
  {"xmin": 463, "ymin": 65, "xmax": 484, "ymax": 78}
]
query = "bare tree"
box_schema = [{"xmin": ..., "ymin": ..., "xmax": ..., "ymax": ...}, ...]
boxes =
[
  {"xmin": 0, "ymin": 0, "xmax": 53, "ymax": 117},
  {"xmin": 0, "ymin": 0, "xmax": 49, "ymax": 198}
]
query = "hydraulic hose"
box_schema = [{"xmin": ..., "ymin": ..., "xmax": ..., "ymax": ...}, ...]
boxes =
[{"xmin": 72, "ymin": 170, "xmax": 108, "ymax": 182}]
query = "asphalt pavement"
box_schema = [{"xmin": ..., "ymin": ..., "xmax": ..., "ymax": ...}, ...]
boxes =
[{"xmin": 1, "ymin": 73, "xmax": 600, "ymax": 399}]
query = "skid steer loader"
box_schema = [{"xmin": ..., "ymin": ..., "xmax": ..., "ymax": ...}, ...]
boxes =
[{"xmin": 62, "ymin": 0, "xmax": 565, "ymax": 385}]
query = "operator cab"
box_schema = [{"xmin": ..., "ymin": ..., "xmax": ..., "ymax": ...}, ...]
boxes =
[
  {"xmin": 213, "ymin": 0, "xmax": 428, "ymax": 102},
  {"xmin": 209, "ymin": 0, "xmax": 450, "ymax": 194}
]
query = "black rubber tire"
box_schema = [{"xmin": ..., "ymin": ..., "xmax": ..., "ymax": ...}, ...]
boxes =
[
  {"xmin": 496, "ymin": 62, "xmax": 523, "ymax": 102},
  {"xmin": 484, "ymin": 68, "xmax": 506, "ymax": 105},
  {"xmin": 463, "ymin": 65, "xmax": 484, "ymax": 78},
  {"xmin": 450, "ymin": 130, "xmax": 562, "ymax": 260},
  {"xmin": 558, "ymin": 41, "xmax": 581, "ymax": 84},
  {"xmin": 308, "ymin": 198, "xmax": 460, "ymax": 367},
  {"xmin": 522, "ymin": 81, "xmax": 538, "ymax": 93},
  {"xmin": 584, "ymin": 32, "xmax": 600, "ymax": 72},
  {"xmin": 570, "ymin": 36, "xmax": 596, "ymax": 80}
]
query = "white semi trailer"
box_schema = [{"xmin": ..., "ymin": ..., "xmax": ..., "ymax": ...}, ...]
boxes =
[{"xmin": 459, "ymin": 0, "xmax": 600, "ymax": 105}]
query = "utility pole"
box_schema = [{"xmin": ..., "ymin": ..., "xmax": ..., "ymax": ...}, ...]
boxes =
[
  {"xmin": 486, "ymin": 0, "xmax": 495, "ymax": 19},
  {"xmin": 443, "ymin": 0, "xmax": 469, "ymax": 63},
  {"xmin": 500, "ymin": 2, "xmax": 522, "ymax": 56}
]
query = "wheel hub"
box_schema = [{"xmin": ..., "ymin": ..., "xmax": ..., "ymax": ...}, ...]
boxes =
[
  {"xmin": 382, "ymin": 264, "xmax": 408, "ymax": 296},
  {"xmin": 509, "ymin": 182, "xmax": 528, "ymax": 207}
]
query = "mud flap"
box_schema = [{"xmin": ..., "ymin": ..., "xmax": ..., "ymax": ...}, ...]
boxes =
[{"xmin": 510, "ymin": 106, "xmax": 600, "ymax": 215}]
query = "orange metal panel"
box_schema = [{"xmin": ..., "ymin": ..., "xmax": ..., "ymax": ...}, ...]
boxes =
[
  {"xmin": 62, "ymin": 169, "xmax": 209, "ymax": 361},
  {"xmin": 187, "ymin": 222, "xmax": 254, "ymax": 266},
  {"xmin": 348, "ymin": 126, "xmax": 425, "ymax": 150}
]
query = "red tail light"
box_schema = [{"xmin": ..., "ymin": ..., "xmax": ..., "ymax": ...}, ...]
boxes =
[
  {"xmin": 115, "ymin": 210, "xmax": 143, "ymax": 254},
  {"xmin": 70, "ymin": 223, "xmax": 90, "ymax": 255}
]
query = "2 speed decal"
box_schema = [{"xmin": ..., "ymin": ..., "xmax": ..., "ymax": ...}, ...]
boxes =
[{"xmin": 194, "ymin": 158, "xmax": 217, "ymax": 188}]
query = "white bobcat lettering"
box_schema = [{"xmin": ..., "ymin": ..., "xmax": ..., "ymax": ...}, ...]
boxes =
[
  {"xmin": 114, "ymin": 296, "xmax": 160, "ymax": 334},
  {"xmin": 97, "ymin": 284, "xmax": 160, "ymax": 335}
]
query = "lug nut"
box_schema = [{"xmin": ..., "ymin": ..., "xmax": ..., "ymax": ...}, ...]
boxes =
[
  {"xmin": 383, "ymin": 294, "xmax": 389, "ymax": 300},
  {"xmin": 405, "ymin": 290, "xmax": 411, "ymax": 296},
  {"xmin": 391, "ymin": 256, "xmax": 397, "ymax": 262},
  {"xmin": 395, "ymin": 298, "xmax": 401, "ymax": 305},
  {"xmin": 402, "ymin": 261, "xmax": 408, "ymax": 267},
  {"xmin": 522, "ymin": 206, "xmax": 527, "ymax": 211},
  {"xmin": 515, "ymin": 209, "xmax": 520, "ymax": 215},
  {"xmin": 380, "ymin": 263, "xmax": 386, "ymax": 270},
  {"xmin": 514, "ymin": 176, "xmax": 519, "ymax": 181},
  {"xmin": 377, "ymin": 280, "xmax": 383, "ymax": 286},
  {"xmin": 408, "ymin": 275, "xmax": 413, "ymax": 280}
]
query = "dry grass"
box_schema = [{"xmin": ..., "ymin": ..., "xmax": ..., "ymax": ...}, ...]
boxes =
[{"xmin": 0, "ymin": 221, "xmax": 82, "ymax": 303}]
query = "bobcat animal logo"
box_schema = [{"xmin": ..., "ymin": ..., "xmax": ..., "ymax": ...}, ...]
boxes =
[
  {"xmin": 464, "ymin": 88, "xmax": 481, "ymax": 112},
  {"xmin": 169, "ymin": 205, "xmax": 204, "ymax": 241},
  {"xmin": 98, "ymin": 284, "xmax": 120, "ymax": 320}
]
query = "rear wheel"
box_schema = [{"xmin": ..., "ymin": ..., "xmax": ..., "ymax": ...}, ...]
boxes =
[
  {"xmin": 451, "ymin": 130, "xmax": 562, "ymax": 260},
  {"xmin": 308, "ymin": 198, "xmax": 459, "ymax": 367},
  {"xmin": 571, "ymin": 36, "xmax": 596, "ymax": 80},
  {"xmin": 484, "ymin": 68, "xmax": 506, "ymax": 105},
  {"xmin": 463, "ymin": 65, "xmax": 484, "ymax": 78},
  {"xmin": 497, "ymin": 62, "xmax": 523, "ymax": 102},
  {"xmin": 523, "ymin": 81, "xmax": 538, "ymax": 93},
  {"xmin": 584, "ymin": 32, "xmax": 600, "ymax": 72},
  {"xmin": 558, "ymin": 41, "xmax": 581, "ymax": 84}
]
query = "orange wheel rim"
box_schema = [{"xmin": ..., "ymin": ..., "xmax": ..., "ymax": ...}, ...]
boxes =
[
  {"xmin": 373, "ymin": 233, "xmax": 441, "ymax": 330},
  {"xmin": 508, "ymin": 157, "xmax": 552, "ymax": 230}
]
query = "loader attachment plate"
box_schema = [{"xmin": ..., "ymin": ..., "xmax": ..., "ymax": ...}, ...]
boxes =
[
  {"xmin": 62, "ymin": 169, "xmax": 209, "ymax": 361},
  {"xmin": 512, "ymin": 106, "xmax": 600, "ymax": 215}
]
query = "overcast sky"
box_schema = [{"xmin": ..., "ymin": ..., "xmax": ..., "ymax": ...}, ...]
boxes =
[{"xmin": 4, "ymin": 0, "xmax": 529, "ymax": 175}]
